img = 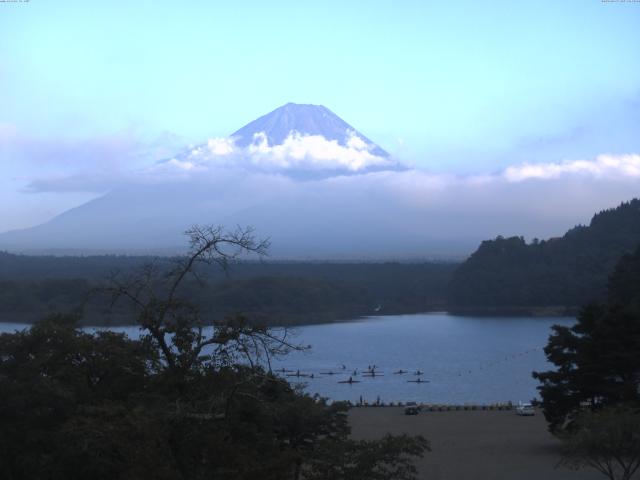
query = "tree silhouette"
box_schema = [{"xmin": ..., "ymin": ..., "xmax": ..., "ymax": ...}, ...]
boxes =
[{"xmin": 0, "ymin": 225, "xmax": 429, "ymax": 480}]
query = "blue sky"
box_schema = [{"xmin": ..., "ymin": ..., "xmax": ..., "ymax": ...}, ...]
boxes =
[{"xmin": 0, "ymin": 0, "xmax": 639, "ymax": 232}]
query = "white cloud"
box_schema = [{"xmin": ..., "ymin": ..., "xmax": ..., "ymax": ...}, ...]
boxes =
[
  {"xmin": 206, "ymin": 137, "xmax": 236, "ymax": 156},
  {"xmin": 503, "ymin": 154, "xmax": 640, "ymax": 182},
  {"xmin": 172, "ymin": 131, "xmax": 396, "ymax": 173},
  {"xmin": 18, "ymin": 127, "xmax": 640, "ymax": 202},
  {"xmin": 251, "ymin": 131, "xmax": 391, "ymax": 171},
  {"xmin": 171, "ymin": 134, "xmax": 640, "ymax": 186}
]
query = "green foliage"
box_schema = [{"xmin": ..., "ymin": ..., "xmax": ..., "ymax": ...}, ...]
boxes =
[
  {"xmin": 449, "ymin": 199, "xmax": 640, "ymax": 310},
  {"xmin": 558, "ymin": 405, "xmax": 640, "ymax": 480},
  {"xmin": 0, "ymin": 315, "xmax": 158, "ymax": 479},
  {"xmin": 0, "ymin": 279, "xmax": 90, "ymax": 320},
  {"xmin": 533, "ymin": 245, "xmax": 640, "ymax": 433}
]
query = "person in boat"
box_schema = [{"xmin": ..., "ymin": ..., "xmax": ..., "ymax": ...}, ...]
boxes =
[{"xmin": 339, "ymin": 376, "xmax": 359, "ymax": 384}]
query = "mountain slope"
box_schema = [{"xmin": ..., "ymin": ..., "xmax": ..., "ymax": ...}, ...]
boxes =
[{"xmin": 448, "ymin": 199, "xmax": 640, "ymax": 311}]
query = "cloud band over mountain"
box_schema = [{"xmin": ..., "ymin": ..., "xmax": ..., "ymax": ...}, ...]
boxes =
[
  {"xmin": 6, "ymin": 136, "xmax": 639, "ymax": 257},
  {"xmin": 22, "ymin": 134, "xmax": 640, "ymax": 194},
  {"xmin": 166, "ymin": 130, "xmax": 397, "ymax": 174},
  {"xmin": 2, "ymin": 102, "xmax": 639, "ymax": 257}
]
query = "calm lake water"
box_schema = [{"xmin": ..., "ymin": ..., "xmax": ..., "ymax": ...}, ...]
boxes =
[{"xmin": 0, "ymin": 313, "xmax": 573, "ymax": 405}]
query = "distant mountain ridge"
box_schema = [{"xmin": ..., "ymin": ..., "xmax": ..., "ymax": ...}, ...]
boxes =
[
  {"xmin": 231, "ymin": 103, "xmax": 389, "ymax": 157},
  {"xmin": 448, "ymin": 199, "xmax": 640, "ymax": 312}
]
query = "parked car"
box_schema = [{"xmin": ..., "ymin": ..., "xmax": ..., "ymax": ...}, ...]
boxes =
[
  {"xmin": 515, "ymin": 403, "xmax": 535, "ymax": 416},
  {"xmin": 404, "ymin": 406, "xmax": 420, "ymax": 415}
]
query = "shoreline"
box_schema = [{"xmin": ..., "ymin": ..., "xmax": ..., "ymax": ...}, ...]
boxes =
[
  {"xmin": 0, "ymin": 307, "xmax": 576, "ymax": 328},
  {"xmin": 446, "ymin": 306, "xmax": 578, "ymax": 317}
]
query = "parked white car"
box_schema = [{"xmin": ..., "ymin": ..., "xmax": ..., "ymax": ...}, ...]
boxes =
[{"xmin": 515, "ymin": 403, "xmax": 535, "ymax": 416}]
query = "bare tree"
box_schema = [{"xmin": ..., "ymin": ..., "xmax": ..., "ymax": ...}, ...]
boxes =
[{"xmin": 105, "ymin": 225, "xmax": 301, "ymax": 376}]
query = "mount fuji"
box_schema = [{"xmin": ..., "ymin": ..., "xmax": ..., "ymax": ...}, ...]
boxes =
[
  {"xmin": 162, "ymin": 102, "xmax": 401, "ymax": 179},
  {"xmin": 0, "ymin": 104, "xmax": 486, "ymax": 257},
  {"xmin": 231, "ymin": 102, "xmax": 389, "ymax": 158}
]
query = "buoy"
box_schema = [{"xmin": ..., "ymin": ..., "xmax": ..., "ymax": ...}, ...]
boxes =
[{"xmin": 276, "ymin": 367, "xmax": 295, "ymax": 373}]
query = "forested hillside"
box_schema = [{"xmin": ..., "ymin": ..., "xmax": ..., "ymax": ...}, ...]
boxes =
[
  {"xmin": 449, "ymin": 199, "xmax": 640, "ymax": 312},
  {"xmin": 0, "ymin": 254, "xmax": 456, "ymax": 325}
]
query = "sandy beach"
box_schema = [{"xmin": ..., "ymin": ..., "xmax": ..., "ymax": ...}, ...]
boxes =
[{"xmin": 349, "ymin": 407, "xmax": 602, "ymax": 480}]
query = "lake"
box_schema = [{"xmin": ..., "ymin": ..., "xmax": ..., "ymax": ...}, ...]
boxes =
[{"xmin": 0, "ymin": 313, "xmax": 572, "ymax": 405}]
